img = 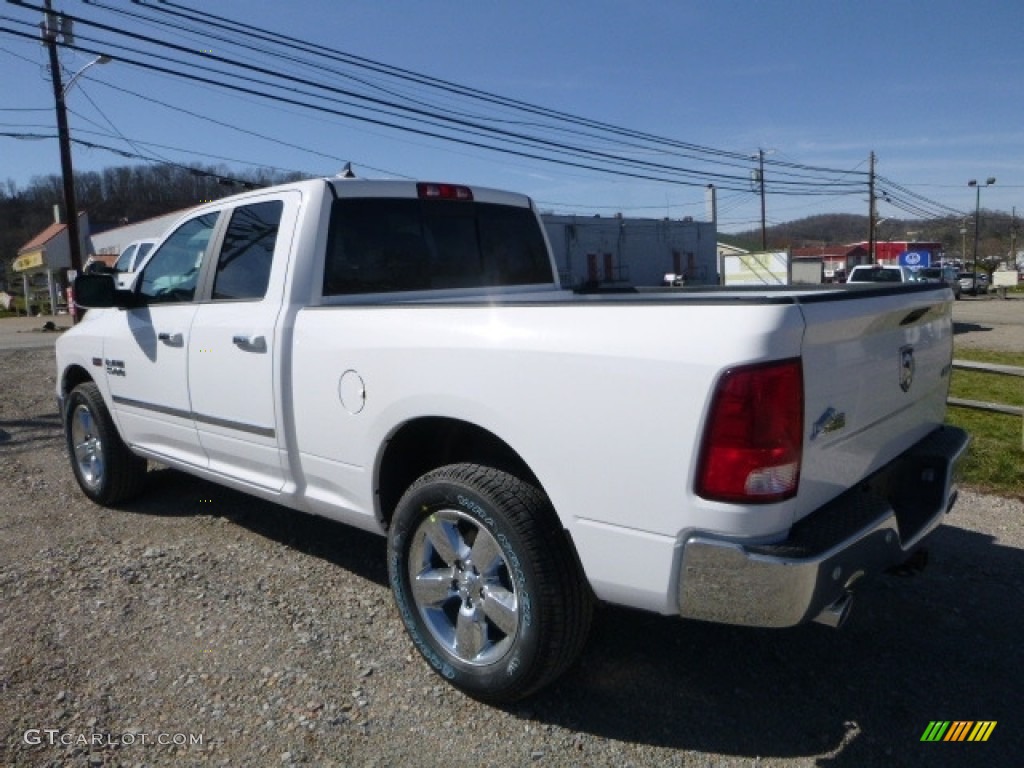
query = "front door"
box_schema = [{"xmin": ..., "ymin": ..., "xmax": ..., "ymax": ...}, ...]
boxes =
[{"xmin": 106, "ymin": 211, "xmax": 221, "ymax": 468}]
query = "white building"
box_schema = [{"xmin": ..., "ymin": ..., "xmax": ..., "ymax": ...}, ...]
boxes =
[
  {"xmin": 541, "ymin": 214, "xmax": 718, "ymax": 288},
  {"xmin": 88, "ymin": 210, "xmax": 184, "ymax": 258}
]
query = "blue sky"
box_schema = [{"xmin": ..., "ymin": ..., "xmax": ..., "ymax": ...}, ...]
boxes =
[{"xmin": 1, "ymin": 0, "xmax": 1022, "ymax": 233}]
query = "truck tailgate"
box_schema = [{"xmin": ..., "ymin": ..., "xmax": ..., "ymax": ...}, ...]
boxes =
[{"xmin": 795, "ymin": 286, "xmax": 954, "ymax": 520}]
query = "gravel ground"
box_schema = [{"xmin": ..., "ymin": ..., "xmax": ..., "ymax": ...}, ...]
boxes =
[
  {"xmin": 950, "ymin": 293, "xmax": 1023, "ymax": 353},
  {"xmin": 2, "ymin": 330, "xmax": 1023, "ymax": 766}
]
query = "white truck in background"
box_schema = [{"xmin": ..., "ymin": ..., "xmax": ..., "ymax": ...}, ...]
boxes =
[
  {"xmin": 846, "ymin": 264, "xmax": 919, "ymax": 283},
  {"xmin": 56, "ymin": 176, "xmax": 968, "ymax": 702}
]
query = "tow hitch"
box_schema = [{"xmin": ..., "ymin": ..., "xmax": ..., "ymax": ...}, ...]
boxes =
[{"xmin": 886, "ymin": 547, "xmax": 929, "ymax": 577}]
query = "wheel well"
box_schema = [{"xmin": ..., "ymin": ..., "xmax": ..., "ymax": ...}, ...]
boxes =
[
  {"xmin": 377, "ymin": 417, "xmax": 539, "ymax": 528},
  {"xmin": 61, "ymin": 365, "xmax": 94, "ymax": 403}
]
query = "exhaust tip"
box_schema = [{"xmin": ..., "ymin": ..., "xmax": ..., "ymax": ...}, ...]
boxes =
[{"xmin": 813, "ymin": 591, "xmax": 853, "ymax": 629}]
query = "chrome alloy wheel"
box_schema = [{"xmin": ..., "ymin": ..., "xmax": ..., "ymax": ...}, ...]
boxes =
[
  {"xmin": 408, "ymin": 508, "xmax": 519, "ymax": 666},
  {"xmin": 70, "ymin": 403, "xmax": 104, "ymax": 490}
]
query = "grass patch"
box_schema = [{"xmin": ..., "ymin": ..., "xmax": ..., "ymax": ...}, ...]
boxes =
[
  {"xmin": 948, "ymin": 346, "xmax": 1024, "ymax": 498},
  {"xmin": 952, "ymin": 348, "xmax": 1024, "ymax": 368}
]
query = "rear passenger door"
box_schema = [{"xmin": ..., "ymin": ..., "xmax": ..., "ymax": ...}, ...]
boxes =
[{"xmin": 188, "ymin": 192, "xmax": 299, "ymax": 491}]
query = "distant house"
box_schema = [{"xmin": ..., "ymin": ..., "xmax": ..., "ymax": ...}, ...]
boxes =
[
  {"xmin": 791, "ymin": 245, "xmax": 869, "ymax": 283},
  {"xmin": 12, "ymin": 212, "xmax": 90, "ymax": 314},
  {"xmin": 717, "ymin": 242, "xmax": 749, "ymax": 258}
]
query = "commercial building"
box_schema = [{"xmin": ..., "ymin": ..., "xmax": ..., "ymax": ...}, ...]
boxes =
[
  {"xmin": 792, "ymin": 240, "xmax": 945, "ymax": 282},
  {"xmin": 11, "ymin": 212, "xmax": 90, "ymax": 314},
  {"xmin": 542, "ymin": 214, "xmax": 718, "ymax": 288}
]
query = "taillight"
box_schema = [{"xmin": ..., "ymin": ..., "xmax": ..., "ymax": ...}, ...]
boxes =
[
  {"xmin": 417, "ymin": 182, "xmax": 473, "ymax": 201},
  {"xmin": 696, "ymin": 359, "xmax": 803, "ymax": 503}
]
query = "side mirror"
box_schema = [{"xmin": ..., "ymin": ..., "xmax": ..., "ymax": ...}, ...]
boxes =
[
  {"xmin": 74, "ymin": 273, "xmax": 134, "ymax": 310},
  {"xmin": 84, "ymin": 261, "xmax": 116, "ymax": 275}
]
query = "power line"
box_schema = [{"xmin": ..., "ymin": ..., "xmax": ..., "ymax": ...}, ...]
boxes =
[
  {"xmin": 4, "ymin": 1, "xmax": 870, "ymax": 196},
  {"xmin": 8, "ymin": 0, "xmax": 970, "ymax": 228},
  {"xmin": 1, "ymin": 24, "xmax": 776, "ymax": 192},
  {"xmin": 2, "ymin": 0, "xmax": 989, "ymax": 235},
  {"xmin": 876, "ymin": 174, "xmax": 965, "ymax": 219},
  {"xmin": 123, "ymin": 0, "xmax": 867, "ymax": 185},
  {"xmin": 0, "ymin": 129, "xmax": 289, "ymax": 187}
]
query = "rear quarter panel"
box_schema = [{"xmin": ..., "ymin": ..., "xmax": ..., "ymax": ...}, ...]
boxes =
[{"xmin": 289, "ymin": 299, "xmax": 807, "ymax": 542}]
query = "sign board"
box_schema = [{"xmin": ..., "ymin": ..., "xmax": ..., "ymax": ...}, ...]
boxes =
[
  {"xmin": 13, "ymin": 250, "xmax": 44, "ymax": 272},
  {"xmin": 898, "ymin": 251, "xmax": 931, "ymax": 269},
  {"xmin": 992, "ymin": 270, "xmax": 1018, "ymax": 287},
  {"xmin": 722, "ymin": 251, "xmax": 789, "ymax": 285}
]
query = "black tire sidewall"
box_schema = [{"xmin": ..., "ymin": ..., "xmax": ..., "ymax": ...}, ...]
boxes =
[
  {"xmin": 388, "ymin": 468, "xmax": 545, "ymax": 701},
  {"xmin": 65, "ymin": 383, "xmax": 119, "ymax": 504}
]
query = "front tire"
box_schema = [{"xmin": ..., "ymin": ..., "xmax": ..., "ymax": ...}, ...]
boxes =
[
  {"xmin": 388, "ymin": 463, "xmax": 593, "ymax": 703},
  {"xmin": 65, "ymin": 382, "xmax": 147, "ymax": 505}
]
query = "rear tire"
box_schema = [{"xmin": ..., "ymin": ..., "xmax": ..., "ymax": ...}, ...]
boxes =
[
  {"xmin": 65, "ymin": 382, "xmax": 147, "ymax": 505},
  {"xmin": 388, "ymin": 463, "xmax": 593, "ymax": 703}
]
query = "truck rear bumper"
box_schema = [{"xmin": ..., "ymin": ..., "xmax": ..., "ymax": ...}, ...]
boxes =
[{"xmin": 677, "ymin": 426, "xmax": 970, "ymax": 628}]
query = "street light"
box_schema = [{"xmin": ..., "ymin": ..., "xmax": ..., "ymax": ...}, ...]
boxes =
[
  {"xmin": 63, "ymin": 55, "xmax": 111, "ymax": 95},
  {"xmin": 968, "ymin": 177, "xmax": 996, "ymax": 288}
]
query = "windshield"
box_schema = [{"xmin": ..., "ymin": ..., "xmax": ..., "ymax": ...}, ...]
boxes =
[{"xmin": 113, "ymin": 241, "xmax": 155, "ymax": 272}]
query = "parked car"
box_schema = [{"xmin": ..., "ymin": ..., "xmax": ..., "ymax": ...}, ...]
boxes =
[
  {"xmin": 846, "ymin": 264, "xmax": 918, "ymax": 283},
  {"xmin": 958, "ymin": 272, "xmax": 989, "ymax": 296},
  {"xmin": 917, "ymin": 266, "xmax": 961, "ymax": 299},
  {"xmin": 113, "ymin": 238, "xmax": 158, "ymax": 273},
  {"xmin": 83, "ymin": 256, "xmax": 118, "ymax": 275}
]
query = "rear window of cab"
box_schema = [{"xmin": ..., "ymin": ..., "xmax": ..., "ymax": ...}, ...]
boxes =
[{"xmin": 323, "ymin": 198, "xmax": 551, "ymax": 295}]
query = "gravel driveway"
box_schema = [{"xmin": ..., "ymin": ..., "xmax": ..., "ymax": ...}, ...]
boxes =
[{"xmin": 2, "ymin": 334, "xmax": 1022, "ymax": 766}]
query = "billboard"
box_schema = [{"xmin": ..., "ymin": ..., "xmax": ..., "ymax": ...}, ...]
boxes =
[{"xmin": 899, "ymin": 250, "xmax": 931, "ymax": 269}]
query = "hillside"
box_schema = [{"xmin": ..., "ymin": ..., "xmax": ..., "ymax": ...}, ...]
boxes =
[{"xmin": 726, "ymin": 212, "xmax": 1017, "ymax": 262}]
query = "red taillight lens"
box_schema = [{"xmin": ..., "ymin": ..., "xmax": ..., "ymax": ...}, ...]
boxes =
[
  {"xmin": 696, "ymin": 359, "xmax": 803, "ymax": 503},
  {"xmin": 416, "ymin": 182, "xmax": 473, "ymax": 201}
]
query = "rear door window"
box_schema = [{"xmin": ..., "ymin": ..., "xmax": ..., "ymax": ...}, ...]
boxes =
[{"xmin": 212, "ymin": 201, "xmax": 283, "ymax": 301}]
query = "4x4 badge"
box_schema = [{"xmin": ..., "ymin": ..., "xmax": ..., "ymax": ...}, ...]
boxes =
[
  {"xmin": 811, "ymin": 407, "xmax": 846, "ymax": 441},
  {"xmin": 899, "ymin": 346, "xmax": 915, "ymax": 392}
]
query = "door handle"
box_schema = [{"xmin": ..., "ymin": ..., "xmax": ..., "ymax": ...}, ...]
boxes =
[
  {"xmin": 232, "ymin": 334, "xmax": 267, "ymax": 352},
  {"xmin": 157, "ymin": 332, "xmax": 183, "ymax": 346}
]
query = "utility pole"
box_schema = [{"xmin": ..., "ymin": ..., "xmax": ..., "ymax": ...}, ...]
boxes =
[
  {"xmin": 758, "ymin": 149, "xmax": 767, "ymax": 251},
  {"xmin": 1011, "ymin": 206, "xmax": 1018, "ymax": 268},
  {"xmin": 867, "ymin": 152, "xmax": 876, "ymax": 264},
  {"xmin": 42, "ymin": 0, "xmax": 83, "ymax": 278},
  {"xmin": 960, "ymin": 217, "xmax": 969, "ymax": 267},
  {"xmin": 968, "ymin": 177, "xmax": 996, "ymax": 279}
]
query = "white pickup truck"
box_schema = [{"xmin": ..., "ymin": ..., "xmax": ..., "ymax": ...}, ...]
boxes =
[{"xmin": 57, "ymin": 177, "xmax": 968, "ymax": 702}]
